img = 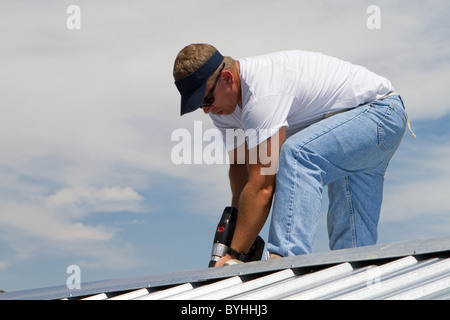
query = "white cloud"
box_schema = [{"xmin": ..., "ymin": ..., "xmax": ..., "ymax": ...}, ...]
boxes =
[
  {"xmin": 45, "ymin": 186, "xmax": 143, "ymax": 209},
  {"xmin": 0, "ymin": 202, "xmax": 114, "ymax": 245},
  {"xmin": 382, "ymin": 143, "xmax": 450, "ymax": 223},
  {"xmin": 0, "ymin": 188, "xmax": 146, "ymax": 273}
]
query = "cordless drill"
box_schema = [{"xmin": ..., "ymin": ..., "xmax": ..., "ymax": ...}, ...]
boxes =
[{"xmin": 208, "ymin": 207, "xmax": 265, "ymax": 267}]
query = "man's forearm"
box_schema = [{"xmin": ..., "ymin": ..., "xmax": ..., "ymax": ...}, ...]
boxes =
[
  {"xmin": 227, "ymin": 127, "xmax": 285, "ymax": 257},
  {"xmin": 231, "ymin": 179, "xmax": 274, "ymax": 254},
  {"xmin": 228, "ymin": 163, "xmax": 273, "ymax": 254},
  {"xmin": 229, "ymin": 163, "xmax": 248, "ymax": 209}
]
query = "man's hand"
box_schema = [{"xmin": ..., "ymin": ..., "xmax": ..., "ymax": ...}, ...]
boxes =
[{"xmin": 214, "ymin": 253, "xmax": 233, "ymax": 267}]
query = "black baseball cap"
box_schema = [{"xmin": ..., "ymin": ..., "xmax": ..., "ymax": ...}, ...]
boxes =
[{"xmin": 175, "ymin": 50, "xmax": 224, "ymax": 115}]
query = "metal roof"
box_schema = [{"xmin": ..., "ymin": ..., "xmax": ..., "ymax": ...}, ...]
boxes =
[{"xmin": 1, "ymin": 235, "xmax": 450, "ymax": 300}]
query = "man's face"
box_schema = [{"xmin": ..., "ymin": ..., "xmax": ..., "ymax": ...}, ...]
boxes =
[{"xmin": 201, "ymin": 70, "xmax": 239, "ymax": 116}]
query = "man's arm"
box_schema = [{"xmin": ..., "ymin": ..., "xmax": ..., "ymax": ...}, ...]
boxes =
[
  {"xmin": 216, "ymin": 127, "xmax": 286, "ymax": 266},
  {"xmin": 229, "ymin": 146, "xmax": 249, "ymax": 209}
]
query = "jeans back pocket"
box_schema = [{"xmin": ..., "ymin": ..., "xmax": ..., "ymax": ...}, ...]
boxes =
[{"xmin": 377, "ymin": 104, "xmax": 406, "ymax": 152}]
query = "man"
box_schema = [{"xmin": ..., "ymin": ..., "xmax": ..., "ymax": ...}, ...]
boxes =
[{"xmin": 173, "ymin": 43, "xmax": 414, "ymax": 267}]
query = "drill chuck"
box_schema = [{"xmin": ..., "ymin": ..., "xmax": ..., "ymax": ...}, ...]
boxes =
[{"xmin": 208, "ymin": 243, "xmax": 229, "ymax": 267}]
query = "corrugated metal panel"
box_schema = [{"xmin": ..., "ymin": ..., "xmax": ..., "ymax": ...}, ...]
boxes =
[
  {"xmin": 279, "ymin": 256, "xmax": 419, "ymax": 300},
  {"xmin": 70, "ymin": 254, "xmax": 450, "ymax": 300},
  {"xmin": 197, "ymin": 269, "xmax": 295, "ymax": 300},
  {"xmin": 1, "ymin": 236, "xmax": 449, "ymax": 300},
  {"xmin": 137, "ymin": 283, "xmax": 193, "ymax": 300},
  {"xmin": 335, "ymin": 257, "xmax": 450, "ymax": 300},
  {"xmin": 234, "ymin": 262, "xmax": 354, "ymax": 300}
]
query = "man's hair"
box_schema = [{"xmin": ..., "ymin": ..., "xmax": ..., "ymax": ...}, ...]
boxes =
[{"xmin": 173, "ymin": 43, "xmax": 235, "ymax": 84}]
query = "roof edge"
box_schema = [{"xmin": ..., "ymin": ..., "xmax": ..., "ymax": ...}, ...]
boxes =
[{"xmin": 2, "ymin": 235, "xmax": 450, "ymax": 300}]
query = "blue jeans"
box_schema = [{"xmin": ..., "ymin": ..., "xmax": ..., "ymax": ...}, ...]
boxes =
[{"xmin": 267, "ymin": 95, "xmax": 407, "ymax": 257}]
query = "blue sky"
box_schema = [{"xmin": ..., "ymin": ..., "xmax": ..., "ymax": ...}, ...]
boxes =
[{"xmin": 1, "ymin": 0, "xmax": 449, "ymax": 292}]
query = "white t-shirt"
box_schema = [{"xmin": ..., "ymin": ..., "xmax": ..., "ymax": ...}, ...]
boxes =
[{"xmin": 210, "ymin": 50, "xmax": 393, "ymax": 151}]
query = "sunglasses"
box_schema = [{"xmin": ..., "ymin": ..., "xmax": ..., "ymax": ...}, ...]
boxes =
[{"xmin": 200, "ymin": 63, "xmax": 225, "ymax": 108}]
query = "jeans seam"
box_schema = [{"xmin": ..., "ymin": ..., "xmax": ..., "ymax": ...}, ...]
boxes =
[
  {"xmin": 283, "ymin": 151, "xmax": 297, "ymax": 257},
  {"xmin": 344, "ymin": 176, "xmax": 357, "ymax": 247},
  {"xmin": 377, "ymin": 106, "xmax": 392, "ymax": 152},
  {"xmin": 389, "ymin": 103, "xmax": 407, "ymax": 123}
]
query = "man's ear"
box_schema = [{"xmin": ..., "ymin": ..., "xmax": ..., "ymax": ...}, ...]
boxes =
[{"xmin": 221, "ymin": 70, "xmax": 235, "ymax": 85}]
